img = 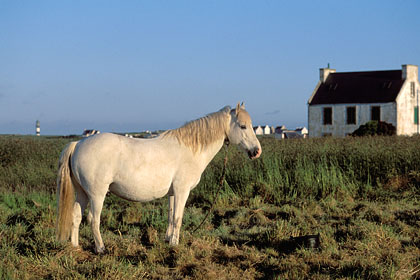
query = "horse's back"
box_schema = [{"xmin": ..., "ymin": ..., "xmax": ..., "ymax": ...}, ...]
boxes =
[{"xmin": 73, "ymin": 133, "xmax": 123, "ymax": 166}]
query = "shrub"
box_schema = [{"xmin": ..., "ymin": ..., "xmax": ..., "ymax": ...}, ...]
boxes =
[
  {"xmin": 0, "ymin": 136, "xmax": 80, "ymax": 192},
  {"xmin": 351, "ymin": 121, "xmax": 396, "ymax": 136}
]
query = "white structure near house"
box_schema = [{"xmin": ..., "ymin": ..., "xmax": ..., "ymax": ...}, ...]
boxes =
[
  {"xmin": 275, "ymin": 126, "xmax": 308, "ymax": 139},
  {"xmin": 275, "ymin": 125, "xmax": 286, "ymax": 134},
  {"xmin": 308, "ymin": 64, "xmax": 420, "ymax": 137},
  {"xmin": 254, "ymin": 126, "xmax": 264, "ymax": 135},
  {"xmin": 263, "ymin": 125, "xmax": 271, "ymax": 135},
  {"xmin": 270, "ymin": 126, "xmax": 275, "ymax": 134},
  {"xmin": 296, "ymin": 127, "xmax": 308, "ymax": 135},
  {"xmin": 82, "ymin": 129, "xmax": 101, "ymax": 137},
  {"xmin": 254, "ymin": 125, "xmax": 275, "ymax": 135}
]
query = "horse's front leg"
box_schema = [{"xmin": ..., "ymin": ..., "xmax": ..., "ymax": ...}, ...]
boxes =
[
  {"xmin": 165, "ymin": 195, "xmax": 174, "ymax": 242},
  {"xmin": 168, "ymin": 190, "xmax": 190, "ymax": 245}
]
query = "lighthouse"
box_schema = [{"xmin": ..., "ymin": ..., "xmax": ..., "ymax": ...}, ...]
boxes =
[{"xmin": 36, "ymin": 120, "xmax": 40, "ymax": 136}]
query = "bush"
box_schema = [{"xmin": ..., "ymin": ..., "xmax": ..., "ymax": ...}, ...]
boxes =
[
  {"xmin": 351, "ymin": 121, "xmax": 396, "ymax": 136},
  {"xmin": 0, "ymin": 136, "xmax": 80, "ymax": 192}
]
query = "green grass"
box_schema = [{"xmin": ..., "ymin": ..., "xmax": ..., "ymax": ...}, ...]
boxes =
[{"xmin": 0, "ymin": 135, "xmax": 419, "ymax": 279}]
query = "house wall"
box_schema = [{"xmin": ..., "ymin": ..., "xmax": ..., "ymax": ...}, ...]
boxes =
[
  {"xmin": 397, "ymin": 82, "xmax": 420, "ymax": 135},
  {"xmin": 308, "ymin": 103, "xmax": 397, "ymax": 137},
  {"xmin": 396, "ymin": 67, "xmax": 420, "ymax": 135}
]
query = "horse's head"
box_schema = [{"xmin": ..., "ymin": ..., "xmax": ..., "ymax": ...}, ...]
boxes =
[{"xmin": 227, "ymin": 103, "xmax": 262, "ymax": 159}]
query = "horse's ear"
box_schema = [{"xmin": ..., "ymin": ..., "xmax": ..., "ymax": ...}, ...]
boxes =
[
  {"xmin": 235, "ymin": 102, "xmax": 241, "ymax": 116},
  {"xmin": 240, "ymin": 102, "xmax": 245, "ymax": 109}
]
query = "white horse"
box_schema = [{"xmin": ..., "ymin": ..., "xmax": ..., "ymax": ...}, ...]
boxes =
[{"xmin": 56, "ymin": 103, "xmax": 261, "ymax": 253}]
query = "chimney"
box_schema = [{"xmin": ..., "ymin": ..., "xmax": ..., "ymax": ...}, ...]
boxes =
[
  {"xmin": 402, "ymin": 64, "xmax": 418, "ymax": 80},
  {"xmin": 320, "ymin": 67, "xmax": 336, "ymax": 83}
]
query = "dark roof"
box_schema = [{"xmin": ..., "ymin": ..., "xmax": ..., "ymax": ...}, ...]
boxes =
[
  {"xmin": 309, "ymin": 70, "xmax": 404, "ymax": 105},
  {"xmin": 283, "ymin": 131, "xmax": 304, "ymax": 139}
]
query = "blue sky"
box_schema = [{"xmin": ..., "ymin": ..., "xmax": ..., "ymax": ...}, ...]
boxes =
[{"xmin": 1, "ymin": 1, "xmax": 419, "ymax": 135}]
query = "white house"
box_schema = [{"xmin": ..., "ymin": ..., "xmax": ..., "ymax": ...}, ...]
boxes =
[
  {"xmin": 82, "ymin": 129, "xmax": 100, "ymax": 137},
  {"xmin": 263, "ymin": 125, "xmax": 272, "ymax": 135},
  {"xmin": 308, "ymin": 64, "xmax": 420, "ymax": 137},
  {"xmin": 254, "ymin": 126, "xmax": 264, "ymax": 135},
  {"xmin": 275, "ymin": 126, "xmax": 308, "ymax": 139},
  {"xmin": 295, "ymin": 127, "xmax": 308, "ymax": 135}
]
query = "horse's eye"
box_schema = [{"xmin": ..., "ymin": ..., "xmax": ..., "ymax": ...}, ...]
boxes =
[{"xmin": 240, "ymin": 125, "xmax": 247, "ymax": 130}]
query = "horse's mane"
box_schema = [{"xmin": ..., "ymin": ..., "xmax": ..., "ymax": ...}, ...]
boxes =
[{"xmin": 161, "ymin": 106, "xmax": 231, "ymax": 153}]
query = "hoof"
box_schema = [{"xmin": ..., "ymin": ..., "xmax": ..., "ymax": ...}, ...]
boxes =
[
  {"xmin": 164, "ymin": 235, "xmax": 171, "ymax": 243},
  {"xmin": 95, "ymin": 246, "xmax": 105, "ymax": 254},
  {"xmin": 169, "ymin": 237, "xmax": 179, "ymax": 246}
]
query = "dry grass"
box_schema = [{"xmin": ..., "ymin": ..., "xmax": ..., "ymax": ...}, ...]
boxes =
[{"xmin": 1, "ymin": 190, "xmax": 419, "ymax": 279}]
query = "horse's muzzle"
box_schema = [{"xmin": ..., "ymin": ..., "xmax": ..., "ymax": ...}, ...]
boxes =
[{"xmin": 248, "ymin": 148, "xmax": 261, "ymax": 159}]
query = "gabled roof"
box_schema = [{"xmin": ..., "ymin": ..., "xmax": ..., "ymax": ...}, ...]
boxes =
[
  {"xmin": 283, "ymin": 131, "xmax": 304, "ymax": 139},
  {"xmin": 309, "ymin": 70, "xmax": 404, "ymax": 105}
]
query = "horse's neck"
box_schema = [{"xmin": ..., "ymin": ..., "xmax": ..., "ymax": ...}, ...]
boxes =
[
  {"xmin": 197, "ymin": 137, "xmax": 226, "ymax": 169},
  {"xmin": 198, "ymin": 117, "xmax": 230, "ymax": 168}
]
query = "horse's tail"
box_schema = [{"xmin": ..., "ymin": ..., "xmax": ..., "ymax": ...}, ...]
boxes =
[{"xmin": 56, "ymin": 141, "xmax": 78, "ymax": 241}]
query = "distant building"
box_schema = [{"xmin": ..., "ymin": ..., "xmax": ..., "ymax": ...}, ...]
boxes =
[
  {"xmin": 254, "ymin": 124, "xmax": 307, "ymax": 139},
  {"xmin": 254, "ymin": 126, "xmax": 264, "ymax": 135},
  {"xmin": 82, "ymin": 129, "xmax": 100, "ymax": 137},
  {"xmin": 295, "ymin": 127, "xmax": 308, "ymax": 135},
  {"xmin": 263, "ymin": 125, "xmax": 272, "ymax": 135},
  {"xmin": 275, "ymin": 125, "xmax": 286, "ymax": 134},
  {"xmin": 35, "ymin": 120, "xmax": 40, "ymax": 136},
  {"xmin": 275, "ymin": 126, "xmax": 308, "ymax": 139},
  {"xmin": 254, "ymin": 125, "xmax": 275, "ymax": 135},
  {"xmin": 308, "ymin": 64, "xmax": 420, "ymax": 137}
]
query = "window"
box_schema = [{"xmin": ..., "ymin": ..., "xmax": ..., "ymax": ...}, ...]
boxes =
[
  {"xmin": 346, "ymin": 106, "xmax": 356, "ymax": 124},
  {"xmin": 411, "ymin": 82, "xmax": 416, "ymax": 98},
  {"xmin": 415, "ymin": 106, "xmax": 419, "ymax": 125},
  {"xmin": 371, "ymin": 106, "xmax": 381, "ymax": 121},
  {"xmin": 323, "ymin": 107, "xmax": 332, "ymax": 125}
]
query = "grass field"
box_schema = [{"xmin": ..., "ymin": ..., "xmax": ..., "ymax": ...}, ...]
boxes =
[{"xmin": 0, "ymin": 135, "xmax": 419, "ymax": 279}]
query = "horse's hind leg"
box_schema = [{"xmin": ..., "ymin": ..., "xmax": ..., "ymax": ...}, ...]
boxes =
[
  {"xmin": 165, "ymin": 195, "xmax": 175, "ymax": 242},
  {"xmin": 87, "ymin": 209, "xmax": 92, "ymax": 225},
  {"xmin": 71, "ymin": 184, "xmax": 89, "ymax": 248},
  {"xmin": 89, "ymin": 192, "xmax": 107, "ymax": 254}
]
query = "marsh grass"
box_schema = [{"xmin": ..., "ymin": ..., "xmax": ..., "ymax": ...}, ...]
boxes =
[{"xmin": 0, "ymin": 135, "xmax": 419, "ymax": 279}]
